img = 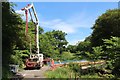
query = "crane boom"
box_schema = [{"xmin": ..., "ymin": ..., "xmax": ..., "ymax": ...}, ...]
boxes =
[
  {"xmin": 21, "ymin": 3, "xmax": 39, "ymax": 54},
  {"xmin": 21, "ymin": 3, "xmax": 44, "ymax": 69}
]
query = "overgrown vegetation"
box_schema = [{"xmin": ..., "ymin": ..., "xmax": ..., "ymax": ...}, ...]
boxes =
[
  {"xmin": 45, "ymin": 67, "xmax": 75, "ymax": 78},
  {"xmin": 2, "ymin": 2, "xmax": 120, "ymax": 79},
  {"xmin": 45, "ymin": 62, "xmax": 118, "ymax": 79}
]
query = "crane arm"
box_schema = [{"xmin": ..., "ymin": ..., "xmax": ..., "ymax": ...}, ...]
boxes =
[{"xmin": 21, "ymin": 3, "xmax": 39, "ymax": 54}]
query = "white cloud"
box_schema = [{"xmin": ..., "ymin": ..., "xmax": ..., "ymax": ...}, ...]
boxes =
[
  {"xmin": 54, "ymin": 22, "xmax": 75, "ymax": 33},
  {"xmin": 15, "ymin": 9, "xmax": 95, "ymax": 34},
  {"xmin": 40, "ymin": 12, "xmax": 94, "ymax": 34},
  {"xmin": 15, "ymin": 9, "xmax": 93, "ymax": 45},
  {"xmin": 66, "ymin": 12, "xmax": 95, "ymax": 28},
  {"xmin": 40, "ymin": 19, "xmax": 76, "ymax": 33},
  {"xmin": 68, "ymin": 38, "xmax": 85, "ymax": 45}
]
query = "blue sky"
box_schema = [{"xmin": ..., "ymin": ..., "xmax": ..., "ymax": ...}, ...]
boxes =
[{"xmin": 14, "ymin": 2, "xmax": 118, "ymax": 45}]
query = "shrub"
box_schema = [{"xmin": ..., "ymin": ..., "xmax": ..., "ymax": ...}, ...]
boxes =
[{"xmin": 60, "ymin": 52, "xmax": 74, "ymax": 60}]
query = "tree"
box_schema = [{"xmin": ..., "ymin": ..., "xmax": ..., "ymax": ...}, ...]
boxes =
[
  {"xmin": 60, "ymin": 52, "xmax": 74, "ymax": 60},
  {"xmin": 51, "ymin": 30, "xmax": 68, "ymax": 54},
  {"xmin": 67, "ymin": 45, "xmax": 77, "ymax": 53},
  {"xmin": 39, "ymin": 33, "xmax": 56, "ymax": 57},
  {"xmin": 76, "ymin": 41, "xmax": 91, "ymax": 52},
  {"xmin": 39, "ymin": 30, "xmax": 68, "ymax": 58},
  {"xmin": 92, "ymin": 46, "xmax": 103, "ymax": 60},
  {"xmin": 103, "ymin": 37, "xmax": 120, "ymax": 77},
  {"xmin": 85, "ymin": 46, "xmax": 103, "ymax": 61},
  {"xmin": 91, "ymin": 9, "xmax": 120, "ymax": 47},
  {"xmin": 2, "ymin": 2, "xmax": 44, "ymax": 78},
  {"xmin": 2, "ymin": 2, "xmax": 24, "ymax": 78}
]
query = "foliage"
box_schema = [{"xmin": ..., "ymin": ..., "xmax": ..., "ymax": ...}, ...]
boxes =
[
  {"xmin": 66, "ymin": 40, "xmax": 91, "ymax": 59},
  {"xmin": 2, "ymin": 4, "xmax": 68, "ymax": 78},
  {"xmin": 80, "ymin": 73, "xmax": 101, "ymax": 78},
  {"xmin": 72, "ymin": 51, "xmax": 83, "ymax": 60},
  {"xmin": 9, "ymin": 50, "xmax": 29, "ymax": 67},
  {"xmin": 2, "ymin": 2, "xmax": 44, "ymax": 77},
  {"xmin": 60, "ymin": 52, "xmax": 74, "ymax": 60},
  {"xmin": 75, "ymin": 40, "xmax": 91, "ymax": 59},
  {"xmin": 39, "ymin": 30, "xmax": 68, "ymax": 58},
  {"xmin": 3, "ymin": 2, "xmax": 120, "ymax": 79},
  {"xmin": 103, "ymin": 37, "xmax": 120, "ymax": 77},
  {"xmin": 85, "ymin": 52, "xmax": 93, "ymax": 60},
  {"xmin": 45, "ymin": 62, "xmax": 110, "ymax": 78},
  {"xmin": 46, "ymin": 30, "xmax": 68, "ymax": 54},
  {"xmin": 68, "ymin": 63, "xmax": 81, "ymax": 73},
  {"xmin": 77, "ymin": 41, "xmax": 91, "ymax": 52},
  {"xmin": 45, "ymin": 67, "xmax": 75, "ymax": 78},
  {"xmin": 92, "ymin": 46, "xmax": 104, "ymax": 60},
  {"xmin": 2, "ymin": 2, "xmax": 24, "ymax": 78},
  {"xmin": 67, "ymin": 45, "xmax": 77, "ymax": 53},
  {"xmin": 91, "ymin": 9, "xmax": 120, "ymax": 47}
]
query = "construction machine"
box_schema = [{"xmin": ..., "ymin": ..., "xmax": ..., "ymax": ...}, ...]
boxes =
[{"xmin": 21, "ymin": 3, "xmax": 43, "ymax": 69}]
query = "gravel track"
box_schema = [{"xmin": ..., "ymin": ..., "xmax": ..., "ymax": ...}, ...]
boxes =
[{"xmin": 19, "ymin": 66, "xmax": 50, "ymax": 78}]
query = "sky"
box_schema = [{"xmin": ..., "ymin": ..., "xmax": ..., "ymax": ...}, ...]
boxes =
[{"xmin": 13, "ymin": 2, "xmax": 118, "ymax": 45}]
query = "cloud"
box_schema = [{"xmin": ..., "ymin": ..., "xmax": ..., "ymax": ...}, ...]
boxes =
[
  {"xmin": 40, "ymin": 12, "xmax": 94, "ymax": 34},
  {"xmin": 68, "ymin": 38, "xmax": 85, "ymax": 45},
  {"xmin": 15, "ymin": 9, "xmax": 95, "ymax": 34},
  {"xmin": 66, "ymin": 12, "xmax": 95, "ymax": 28},
  {"xmin": 15, "ymin": 10, "xmax": 93, "ymax": 45},
  {"xmin": 40, "ymin": 19, "xmax": 76, "ymax": 33}
]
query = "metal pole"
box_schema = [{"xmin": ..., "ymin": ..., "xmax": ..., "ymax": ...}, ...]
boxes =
[
  {"xmin": 30, "ymin": 36, "xmax": 32, "ymax": 54},
  {"xmin": 32, "ymin": 5, "xmax": 39, "ymax": 54},
  {"xmin": 25, "ymin": 10, "xmax": 28, "ymax": 35},
  {"xmin": 36, "ymin": 24, "xmax": 39, "ymax": 54}
]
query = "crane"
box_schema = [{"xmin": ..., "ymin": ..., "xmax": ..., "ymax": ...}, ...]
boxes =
[
  {"xmin": 21, "ymin": 3, "xmax": 39, "ymax": 54},
  {"xmin": 21, "ymin": 3, "xmax": 43, "ymax": 69}
]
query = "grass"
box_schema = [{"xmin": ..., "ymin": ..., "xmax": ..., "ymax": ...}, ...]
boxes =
[
  {"xmin": 45, "ymin": 61, "xmax": 117, "ymax": 79},
  {"xmin": 80, "ymin": 73, "xmax": 101, "ymax": 78},
  {"xmin": 45, "ymin": 67, "xmax": 75, "ymax": 78},
  {"xmin": 45, "ymin": 66, "xmax": 101, "ymax": 79}
]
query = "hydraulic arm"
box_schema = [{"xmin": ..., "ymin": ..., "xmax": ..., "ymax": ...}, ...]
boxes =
[{"xmin": 21, "ymin": 3, "xmax": 39, "ymax": 54}]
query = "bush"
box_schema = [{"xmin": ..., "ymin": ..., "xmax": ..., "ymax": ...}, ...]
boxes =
[
  {"xmin": 60, "ymin": 52, "xmax": 74, "ymax": 60},
  {"xmin": 9, "ymin": 50, "xmax": 29, "ymax": 68},
  {"xmin": 68, "ymin": 62, "xmax": 80, "ymax": 73}
]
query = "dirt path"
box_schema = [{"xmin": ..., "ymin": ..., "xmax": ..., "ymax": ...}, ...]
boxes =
[{"xmin": 19, "ymin": 66, "xmax": 50, "ymax": 78}]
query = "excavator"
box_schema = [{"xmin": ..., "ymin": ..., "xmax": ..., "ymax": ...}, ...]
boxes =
[{"xmin": 21, "ymin": 3, "xmax": 43, "ymax": 69}]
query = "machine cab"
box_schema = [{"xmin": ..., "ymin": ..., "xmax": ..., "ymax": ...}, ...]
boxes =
[{"xmin": 30, "ymin": 54, "xmax": 43, "ymax": 62}]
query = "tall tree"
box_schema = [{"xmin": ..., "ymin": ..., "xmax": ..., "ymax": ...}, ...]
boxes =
[
  {"xmin": 45, "ymin": 30, "xmax": 68, "ymax": 54},
  {"xmin": 39, "ymin": 30, "xmax": 68, "ymax": 57},
  {"xmin": 2, "ymin": 2, "xmax": 24, "ymax": 78},
  {"xmin": 91, "ymin": 9, "xmax": 120, "ymax": 47}
]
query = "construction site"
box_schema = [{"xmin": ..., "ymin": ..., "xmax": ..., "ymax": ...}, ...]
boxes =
[{"xmin": 2, "ymin": 2, "xmax": 120, "ymax": 79}]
